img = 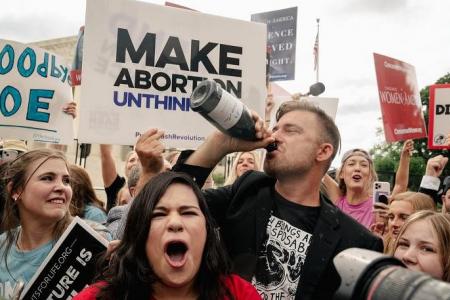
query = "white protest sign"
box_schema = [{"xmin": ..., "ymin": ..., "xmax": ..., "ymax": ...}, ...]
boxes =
[
  {"xmin": 0, "ymin": 40, "xmax": 73, "ymax": 144},
  {"xmin": 268, "ymin": 95, "xmax": 339, "ymax": 128},
  {"xmin": 428, "ymin": 84, "xmax": 450, "ymax": 149},
  {"xmin": 79, "ymin": 0, "xmax": 266, "ymax": 148}
]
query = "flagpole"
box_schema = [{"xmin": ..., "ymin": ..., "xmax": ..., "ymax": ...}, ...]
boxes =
[{"xmin": 316, "ymin": 18, "xmax": 320, "ymax": 83}]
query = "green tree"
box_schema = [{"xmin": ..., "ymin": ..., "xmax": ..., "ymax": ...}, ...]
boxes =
[{"xmin": 370, "ymin": 73, "xmax": 450, "ymax": 190}]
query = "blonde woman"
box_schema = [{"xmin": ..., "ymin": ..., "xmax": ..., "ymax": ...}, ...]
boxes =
[
  {"xmin": 384, "ymin": 191, "xmax": 435, "ymax": 253},
  {"xmin": 224, "ymin": 151, "xmax": 261, "ymax": 186},
  {"xmin": 322, "ymin": 148, "xmax": 378, "ymax": 228},
  {"xmin": 323, "ymin": 140, "xmax": 414, "ymax": 229},
  {"xmin": 390, "ymin": 210, "xmax": 450, "ymax": 282}
]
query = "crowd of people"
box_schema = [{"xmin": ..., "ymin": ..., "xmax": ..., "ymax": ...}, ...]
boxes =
[{"xmin": 0, "ymin": 98, "xmax": 450, "ymax": 300}]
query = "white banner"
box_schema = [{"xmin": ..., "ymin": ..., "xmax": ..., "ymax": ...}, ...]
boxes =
[
  {"xmin": 428, "ymin": 84, "xmax": 450, "ymax": 149},
  {"xmin": 0, "ymin": 40, "xmax": 73, "ymax": 144},
  {"xmin": 79, "ymin": 0, "xmax": 266, "ymax": 148}
]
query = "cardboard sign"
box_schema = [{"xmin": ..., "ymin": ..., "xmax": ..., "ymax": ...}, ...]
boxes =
[
  {"xmin": 20, "ymin": 217, "xmax": 108, "ymax": 300},
  {"xmin": 252, "ymin": 7, "xmax": 297, "ymax": 82},
  {"xmin": 79, "ymin": 0, "xmax": 266, "ymax": 148},
  {"xmin": 428, "ymin": 84, "xmax": 450, "ymax": 149},
  {"xmin": 0, "ymin": 40, "xmax": 74, "ymax": 144},
  {"xmin": 373, "ymin": 53, "xmax": 427, "ymax": 142}
]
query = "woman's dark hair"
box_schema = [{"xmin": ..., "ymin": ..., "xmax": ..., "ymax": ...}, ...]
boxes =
[
  {"xmin": 69, "ymin": 164, "xmax": 106, "ymax": 217},
  {"xmin": 96, "ymin": 172, "xmax": 232, "ymax": 300}
]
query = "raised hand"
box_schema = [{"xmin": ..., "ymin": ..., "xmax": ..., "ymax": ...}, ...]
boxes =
[
  {"xmin": 425, "ymin": 155, "xmax": 449, "ymax": 177},
  {"xmin": 62, "ymin": 101, "xmax": 77, "ymax": 118}
]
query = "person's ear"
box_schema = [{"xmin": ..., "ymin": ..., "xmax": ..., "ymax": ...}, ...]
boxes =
[
  {"xmin": 7, "ymin": 181, "xmax": 20, "ymax": 201},
  {"xmin": 316, "ymin": 143, "xmax": 333, "ymax": 163}
]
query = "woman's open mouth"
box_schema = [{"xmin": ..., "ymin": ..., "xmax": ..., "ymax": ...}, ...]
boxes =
[
  {"xmin": 164, "ymin": 241, "xmax": 188, "ymax": 268},
  {"xmin": 352, "ymin": 174, "xmax": 362, "ymax": 182}
]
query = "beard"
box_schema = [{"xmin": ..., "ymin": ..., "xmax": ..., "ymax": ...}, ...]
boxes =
[{"xmin": 263, "ymin": 156, "xmax": 313, "ymax": 179}]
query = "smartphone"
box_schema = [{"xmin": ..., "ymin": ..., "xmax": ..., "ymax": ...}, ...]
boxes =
[{"xmin": 373, "ymin": 181, "xmax": 390, "ymax": 205}]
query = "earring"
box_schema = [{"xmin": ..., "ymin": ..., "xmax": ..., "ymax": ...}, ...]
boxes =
[{"xmin": 13, "ymin": 197, "xmax": 17, "ymax": 201}]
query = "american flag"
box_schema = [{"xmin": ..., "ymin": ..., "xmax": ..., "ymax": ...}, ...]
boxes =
[{"xmin": 313, "ymin": 31, "xmax": 319, "ymax": 70}]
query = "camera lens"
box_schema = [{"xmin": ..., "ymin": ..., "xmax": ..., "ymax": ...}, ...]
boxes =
[{"xmin": 334, "ymin": 248, "xmax": 450, "ymax": 300}]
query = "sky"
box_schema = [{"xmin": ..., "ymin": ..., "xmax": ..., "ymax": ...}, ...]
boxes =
[{"xmin": 1, "ymin": 0, "xmax": 450, "ymax": 158}]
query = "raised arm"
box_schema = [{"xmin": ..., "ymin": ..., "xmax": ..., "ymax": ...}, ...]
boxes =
[
  {"xmin": 100, "ymin": 144, "xmax": 119, "ymax": 188},
  {"xmin": 418, "ymin": 155, "xmax": 449, "ymax": 203},
  {"xmin": 322, "ymin": 173, "xmax": 341, "ymax": 204},
  {"xmin": 391, "ymin": 139, "xmax": 413, "ymax": 197},
  {"xmin": 134, "ymin": 129, "xmax": 165, "ymax": 194}
]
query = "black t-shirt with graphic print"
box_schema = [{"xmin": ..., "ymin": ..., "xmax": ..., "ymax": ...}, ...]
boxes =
[{"xmin": 252, "ymin": 191, "xmax": 320, "ymax": 300}]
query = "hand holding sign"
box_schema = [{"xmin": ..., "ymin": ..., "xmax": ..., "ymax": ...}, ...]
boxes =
[
  {"xmin": 62, "ymin": 101, "xmax": 77, "ymax": 119},
  {"xmin": 401, "ymin": 139, "xmax": 414, "ymax": 157}
]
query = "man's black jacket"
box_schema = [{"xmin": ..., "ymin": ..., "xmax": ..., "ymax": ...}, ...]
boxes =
[{"xmin": 173, "ymin": 159, "xmax": 383, "ymax": 300}]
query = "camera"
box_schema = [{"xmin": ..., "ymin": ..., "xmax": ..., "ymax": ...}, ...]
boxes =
[{"xmin": 333, "ymin": 248, "xmax": 450, "ymax": 300}]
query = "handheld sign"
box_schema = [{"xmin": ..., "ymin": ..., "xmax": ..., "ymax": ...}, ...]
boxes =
[
  {"xmin": 0, "ymin": 39, "xmax": 74, "ymax": 144},
  {"xmin": 79, "ymin": 0, "xmax": 266, "ymax": 148},
  {"xmin": 428, "ymin": 84, "xmax": 450, "ymax": 149},
  {"xmin": 251, "ymin": 7, "xmax": 298, "ymax": 82},
  {"xmin": 373, "ymin": 53, "xmax": 427, "ymax": 142},
  {"xmin": 20, "ymin": 217, "xmax": 108, "ymax": 300}
]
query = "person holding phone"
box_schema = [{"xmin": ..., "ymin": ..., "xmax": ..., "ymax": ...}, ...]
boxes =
[
  {"xmin": 322, "ymin": 148, "xmax": 377, "ymax": 228},
  {"xmin": 323, "ymin": 140, "xmax": 414, "ymax": 229}
]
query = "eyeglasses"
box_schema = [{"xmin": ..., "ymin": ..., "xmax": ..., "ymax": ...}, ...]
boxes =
[
  {"xmin": 0, "ymin": 149, "xmax": 22, "ymax": 161},
  {"xmin": 341, "ymin": 148, "xmax": 372, "ymax": 163}
]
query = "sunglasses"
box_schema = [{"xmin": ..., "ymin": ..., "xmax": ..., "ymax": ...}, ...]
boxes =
[{"xmin": 341, "ymin": 148, "xmax": 372, "ymax": 163}]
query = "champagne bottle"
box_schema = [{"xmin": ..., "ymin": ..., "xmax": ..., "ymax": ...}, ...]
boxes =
[{"xmin": 190, "ymin": 80, "xmax": 257, "ymax": 140}]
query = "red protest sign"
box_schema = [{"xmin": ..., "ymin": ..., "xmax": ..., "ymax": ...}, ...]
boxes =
[
  {"xmin": 428, "ymin": 84, "xmax": 450, "ymax": 149},
  {"xmin": 373, "ymin": 53, "xmax": 427, "ymax": 142}
]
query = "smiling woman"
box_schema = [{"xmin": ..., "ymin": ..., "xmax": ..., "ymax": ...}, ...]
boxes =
[
  {"xmin": 390, "ymin": 210, "xmax": 450, "ymax": 282},
  {"xmin": 75, "ymin": 172, "xmax": 260, "ymax": 300},
  {"xmin": 0, "ymin": 149, "xmax": 73, "ymax": 299}
]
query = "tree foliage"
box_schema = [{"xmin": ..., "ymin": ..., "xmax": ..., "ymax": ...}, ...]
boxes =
[{"xmin": 370, "ymin": 73, "xmax": 450, "ymax": 190}]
